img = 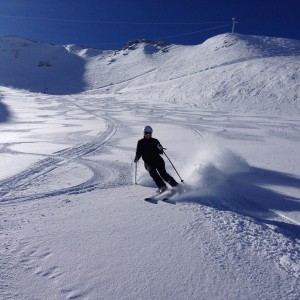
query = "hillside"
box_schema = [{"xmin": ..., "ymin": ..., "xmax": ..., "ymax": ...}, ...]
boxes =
[
  {"xmin": 1, "ymin": 33, "xmax": 300, "ymax": 113},
  {"xmin": 0, "ymin": 35, "xmax": 86, "ymax": 94},
  {"xmin": 98, "ymin": 34, "xmax": 300, "ymax": 113},
  {"xmin": 1, "ymin": 33, "xmax": 300, "ymax": 300}
]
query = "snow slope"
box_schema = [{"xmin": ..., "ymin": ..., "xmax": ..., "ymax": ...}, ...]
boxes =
[
  {"xmin": 1, "ymin": 33, "xmax": 300, "ymax": 113},
  {"xmin": 0, "ymin": 34, "xmax": 300, "ymax": 299},
  {"xmin": 0, "ymin": 36, "xmax": 86, "ymax": 94}
]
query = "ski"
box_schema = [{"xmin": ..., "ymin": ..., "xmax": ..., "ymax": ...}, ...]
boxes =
[
  {"xmin": 144, "ymin": 188, "xmax": 168, "ymax": 202},
  {"xmin": 144, "ymin": 189, "xmax": 177, "ymax": 204},
  {"xmin": 161, "ymin": 198, "xmax": 176, "ymax": 204},
  {"xmin": 144, "ymin": 197, "xmax": 176, "ymax": 204},
  {"xmin": 144, "ymin": 197, "xmax": 158, "ymax": 204}
]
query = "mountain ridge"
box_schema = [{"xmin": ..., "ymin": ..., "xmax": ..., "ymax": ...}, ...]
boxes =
[{"xmin": 1, "ymin": 33, "xmax": 299, "ymax": 113}]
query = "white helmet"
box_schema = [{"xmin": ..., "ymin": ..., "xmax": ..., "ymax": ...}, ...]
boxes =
[{"xmin": 143, "ymin": 125, "xmax": 153, "ymax": 133}]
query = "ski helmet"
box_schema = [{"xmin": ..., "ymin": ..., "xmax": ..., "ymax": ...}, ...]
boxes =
[{"xmin": 143, "ymin": 125, "xmax": 153, "ymax": 134}]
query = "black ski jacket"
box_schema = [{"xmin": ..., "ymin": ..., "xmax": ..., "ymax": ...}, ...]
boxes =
[{"xmin": 135, "ymin": 138, "xmax": 163, "ymax": 164}]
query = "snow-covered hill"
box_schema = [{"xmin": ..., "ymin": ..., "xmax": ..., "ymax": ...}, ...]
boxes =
[
  {"xmin": 84, "ymin": 34, "xmax": 300, "ymax": 113},
  {"xmin": 1, "ymin": 34, "xmax": 300, "ymax": 299},
  {"xmin": 1, "ymin": 33, "xmax": 300, "ymax": 113},
  {"xmin": 0, "ymin": 35, "xmax": 86, "ymax": 94}
]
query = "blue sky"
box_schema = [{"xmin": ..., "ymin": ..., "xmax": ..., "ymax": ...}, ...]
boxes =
[{"xmin": 0, "ymin": 0, "xmax": 299, "ymax": 49}]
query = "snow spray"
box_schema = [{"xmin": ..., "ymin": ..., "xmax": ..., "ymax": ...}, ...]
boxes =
[{"xmin": 181, "ymin": 142, "xmax": 249, "ymax": 199}]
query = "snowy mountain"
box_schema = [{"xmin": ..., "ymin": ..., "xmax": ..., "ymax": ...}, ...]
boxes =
[
  {"xmin": 0, "ymin": 35, "xmax": 87, "ymax": 94},
  {"xmin": 1, "ymin": 34, "xmax": 300, "ymax": 299},
  {"xmin": 84, "ymin": 33, "xmax": 300, "ymax": 113},
  {"xmin": 1, "ymin": 33, "xmax": 300, "ymax": 113}
]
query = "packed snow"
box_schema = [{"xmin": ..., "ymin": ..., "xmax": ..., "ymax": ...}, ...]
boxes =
[{"xmin": 0, "ymin": 33, "xmax": 300, "ymax": 300}]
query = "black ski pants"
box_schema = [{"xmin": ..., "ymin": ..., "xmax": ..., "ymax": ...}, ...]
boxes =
[{"xmin": 144, "ymin": 157, "xmax": 178, "ymax": 189}]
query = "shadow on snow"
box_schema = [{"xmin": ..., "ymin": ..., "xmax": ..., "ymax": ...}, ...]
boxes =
[
  {"xmin": 179, "ymin": 166, "xmax": 300, "ymax": 239},
  {"xmin": 0, "ymin": 100, "xmax": 11, "ymax": 122}
]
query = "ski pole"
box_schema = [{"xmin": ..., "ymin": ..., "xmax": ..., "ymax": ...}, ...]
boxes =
[
  {"xmin": 134, "ymin": 161, "xmax": 138, "ymax": 184},
  {"xmin": 163, "ymin": 149, "xmax": 184, "ymax": 183}
]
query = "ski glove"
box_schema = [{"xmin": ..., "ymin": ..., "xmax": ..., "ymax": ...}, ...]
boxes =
[
  {"xmin": 157, "ymin": 144, "xmax": 163, "ymax": 151},
  {"xmin": 134, "ymin": 157, "xmax": 139, "ymax": 163}
]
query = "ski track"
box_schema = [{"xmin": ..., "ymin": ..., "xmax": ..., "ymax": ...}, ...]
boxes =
[
  {"xmin": 1, "ymin": 93, "xmax": 300, "ymax": 299},
  {"xmin": 0, "ymin": 96, "xmax": 131, "ymax": 204}
]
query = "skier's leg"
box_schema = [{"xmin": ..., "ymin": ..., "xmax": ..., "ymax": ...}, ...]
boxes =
[
  {"xmin": 144, "ymin": 163, "xmax": 166, "ymax": 188},
  {"xmin": 156, "ymin": 158, "xmax": 178, "ymax": 187}
]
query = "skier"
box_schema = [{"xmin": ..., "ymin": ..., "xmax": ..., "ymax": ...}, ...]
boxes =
[{"xmin": 134, "ymin": 126, "xmax": 178, "ymax": 193}]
